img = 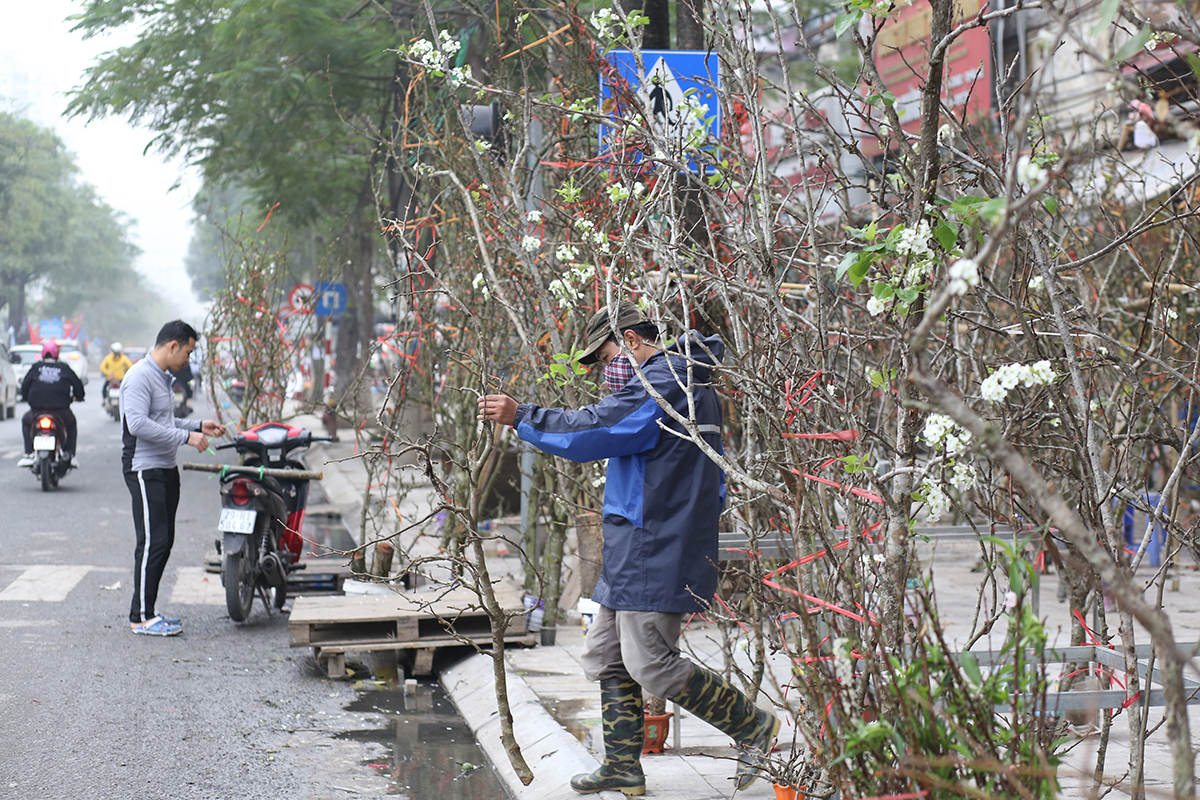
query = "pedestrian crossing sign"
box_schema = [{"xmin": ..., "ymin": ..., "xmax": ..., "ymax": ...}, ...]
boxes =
[{"xmin": 598, "ymin": 50, "xmax": 721, "ymax": 174}]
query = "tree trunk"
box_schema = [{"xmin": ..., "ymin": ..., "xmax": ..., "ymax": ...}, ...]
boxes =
[
  {"xmin": 3, "ymin": 276, "xmax": 28, "ymax": 334},
  {"xmin": 676, "ymin": 0, "xmax": 705, "ymax": 50},
  {"xmin": 621, "ymin": 0, "xmax": 669, "ymax": 48}
]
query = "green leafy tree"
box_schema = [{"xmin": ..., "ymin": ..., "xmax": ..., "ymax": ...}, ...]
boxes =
[
  {"xmin": 0, "ymin": 111, "xmax": 155, "ymax": 341},
  {"xmin": 67, "ymin": 0, "xmax": 424, "ymax": 401},
  {"xmin": 38, "ymin": 185, "xmax": 169, "ymax": 344},
  {"xmin": 0, "ymin": 112, "xmax": 76, "ymax": 331}
]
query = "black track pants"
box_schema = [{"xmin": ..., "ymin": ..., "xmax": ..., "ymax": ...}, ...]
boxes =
[{"xmin": 126, "ymin": 468, "xmax": 180, "ymax": 623}]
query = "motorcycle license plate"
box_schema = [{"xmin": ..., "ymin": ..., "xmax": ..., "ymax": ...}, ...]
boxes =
[
  {"xmin": 218, "ymin": 508, "xmax": 257, "ymax": 533},
  {"xmin": 33, "ymin": 436, "xmax": 56, "ymax": 451}
]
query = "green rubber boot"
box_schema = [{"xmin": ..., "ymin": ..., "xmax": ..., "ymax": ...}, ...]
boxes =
[
  {"xmin": 670, "ymin": 666, "xmax": 781, "ymax": 790},
  {"xmin": 570, "ymin": 678, "xmax": 647, "ymax": 796}
]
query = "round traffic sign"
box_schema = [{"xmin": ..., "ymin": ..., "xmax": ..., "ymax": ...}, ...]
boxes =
[{"xmin": 288, "ymin": 283, "xmax": 314, "ymax": 313}]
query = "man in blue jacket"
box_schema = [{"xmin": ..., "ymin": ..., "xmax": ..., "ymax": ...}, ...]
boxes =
[{"xmin": 478, "ymin": 301, "xmax": 778, "ymax": 796}]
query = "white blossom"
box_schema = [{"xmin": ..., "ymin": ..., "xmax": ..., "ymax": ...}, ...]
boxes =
[
  {"xmin": 1028, "ymin": 360, "xmax": 1055, "ymax": 385},
  {"xmin": 548, "ymin": 278, "xmax": 581, "ymax": 309},
  {"xmin": 1016, "ymin": 155, "xmax": 1048, "ymax": 189},
  {"xmin": 949, "ymin": 460, "xmax": 973, "ymax": 491},
  {"xmin": 980, "ymin": 360, "xmax": 1055, "ymax": 403},
  {"xmin": 947, "ymin": 258, "xmax": 979, "ymax": 296},
  {"xmin": 526, "ymin": 210, "xmax": 543, "ymax": 223},
  {"xmin": 555, "ymin": 244, "xmax": 579, "ymax": 263},
  {"xmin": 923, "ymin": 413, "xmax": 955, "ymax": 447},
  {"xmin": 895, "ymin": 220, "xmax": 933, "ymax": 259},
  {"xmin": 589, "ymin": 8, "xmax": 619, "ymax": 39},
  {"xmin": 922, "ymin": 481, "xmax": 951, "ymax": 523},
  {"xmin": 408, "ymin": 31, "xmax": 460, "ymax": 73},
  {"xmin": 520, "ymin": 235, "xmax": 541, "ymax": 252},
  {"xmin": 866, "ymin": 295, "xmax": 892, "ymax": 317},
  {"xmin": 904, "ymin": 259, "xmax": 933, "ymax": 287},
  {"xmin": 447, "ymin": 65, "xmax": 472, "ymax": 87},
  {"xmin": 574, "ymin": 217, "xmax": 595, "ymax": 231},
  {"xmin": 607, "ymin": 184, "xmax": 631, "ymax": 202},
  {"xmin": 1028, "ymin": 274, "xmax": 1044, "ymax": 292},
  {"xmin": 472, "ymin": 271, "xmax": 490, "ymax": 299}
]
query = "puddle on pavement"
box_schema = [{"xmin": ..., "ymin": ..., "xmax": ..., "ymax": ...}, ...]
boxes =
[
  {"xmin": 337, "ymin": 681, "xmax": 512, "ymax": 799},
  {"xmin": 546, "ymin": 696, "xmax": 602, "ymax": 751},
  {"xmin": 303, "ymin": 483, "xmax": 358, "ymax": 554}
]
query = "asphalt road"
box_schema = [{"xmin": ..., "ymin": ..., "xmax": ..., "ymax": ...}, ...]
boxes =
[{"xmin": 0, "ymin": 377, "xmax": 384, "ymax": 800}]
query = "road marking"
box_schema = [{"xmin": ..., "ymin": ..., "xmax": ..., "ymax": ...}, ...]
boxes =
[
  {"xmin": 169, "ymin": 567, "xmax": 226, "ymax": 605},
  {"xmin": 0, "ymin": 566, "xmax": 92, "ymax": 602}
]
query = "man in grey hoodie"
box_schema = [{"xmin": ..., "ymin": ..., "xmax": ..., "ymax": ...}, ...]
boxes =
[{"xmin": 120, "ymin": 320, "xmax": 226, "ymax": 636}]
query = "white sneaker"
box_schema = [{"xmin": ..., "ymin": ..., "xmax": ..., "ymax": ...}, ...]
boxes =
[{"xmin": 18, "ymin": 454, "xmax": 34, "ymax": 467}]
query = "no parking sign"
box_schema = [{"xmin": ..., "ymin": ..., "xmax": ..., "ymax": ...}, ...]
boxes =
[{"xmin": 288, "ymin": 283, "xmax": 314, "ymax": 313}]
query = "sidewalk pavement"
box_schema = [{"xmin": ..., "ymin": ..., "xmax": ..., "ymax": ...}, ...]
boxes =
[
  {"xmin": 291, "ymin": 409, "xmax": 781, "ymax": 798},
  {"xmin": 290, "ymin": 408, "xmax": 1200, "ymax": 800}
]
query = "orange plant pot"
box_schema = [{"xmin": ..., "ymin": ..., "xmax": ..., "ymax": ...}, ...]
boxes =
[
  {"xmin": 642, "ymin": 712, "xmax": 673, "ymax": 754},
  {"xmin": 773, "ymin": 784, "xmax": 803, "ymax": 800}
]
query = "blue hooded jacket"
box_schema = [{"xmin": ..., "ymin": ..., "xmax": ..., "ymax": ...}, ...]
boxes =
[{"xmin": 512, "ymin": 332, "xmax": 725, "ymax": 613}]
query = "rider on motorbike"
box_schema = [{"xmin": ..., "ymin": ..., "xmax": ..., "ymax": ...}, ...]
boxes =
[
  {"xmin": 18, "ymin": 341, "xmax": 86, "ymax": 467},
  {"xmin": 99, "ymin": 342, "xmax": 133, "ymax": 403}
]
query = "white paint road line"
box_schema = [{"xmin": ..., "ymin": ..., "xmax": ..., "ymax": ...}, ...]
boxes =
[{"xmin": 0, "ymin": 566, "xmax": 93, "ymax": 602}]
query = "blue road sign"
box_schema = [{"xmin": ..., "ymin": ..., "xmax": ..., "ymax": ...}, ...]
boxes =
[
  {"xmin": 313, "ymin": 282, "xmax": 348, "ymax": 317},
  {"xmin": 39, "ymin": 317, "xmax": 65, "ymax": 340},
  {"xmin": 598, "ymin": 50, "xmax": 721, "ymax": 174}
]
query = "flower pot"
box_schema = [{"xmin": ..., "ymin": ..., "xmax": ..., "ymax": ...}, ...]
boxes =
[
  {"xmin": 773, "ymin": 784, "xmax": 803, "ymax": 800},
  {"xmin": 642, "ymin": 711, "xmax": 673, "ymax": 754}
]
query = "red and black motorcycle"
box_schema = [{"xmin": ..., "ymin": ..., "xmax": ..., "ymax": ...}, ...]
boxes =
[{"xmin": 184, "ymin": 422, "xmax": 329, "ymax": 622}]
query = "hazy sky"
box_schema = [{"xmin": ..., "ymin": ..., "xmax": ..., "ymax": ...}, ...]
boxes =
[{"xmin": 0, "ymin": 0, "xmax": 207, "ymax": 327}]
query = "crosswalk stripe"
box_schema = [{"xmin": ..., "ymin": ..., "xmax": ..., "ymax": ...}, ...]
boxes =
[{"xmin": 0, "ymin": 566, "xmax": 93, "ymax": 602}]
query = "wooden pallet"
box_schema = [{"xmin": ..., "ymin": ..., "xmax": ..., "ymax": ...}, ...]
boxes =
[{"xmin": 289, "ymin": 586, "xmax": 533, "ymax": 678}]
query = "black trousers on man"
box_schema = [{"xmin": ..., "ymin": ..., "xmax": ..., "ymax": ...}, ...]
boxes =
[
  {"xmin": 125, "ymin": 468, "xmax": 180, "ymax": 623},
  {"xmin": 22, "ymin": 407, "xmax": 77, "ymax": 455}
]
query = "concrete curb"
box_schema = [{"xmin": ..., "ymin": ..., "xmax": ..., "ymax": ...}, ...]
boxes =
[{"xmin": 442, "ymin": 653, "xmax": 627, "ymax": 800}]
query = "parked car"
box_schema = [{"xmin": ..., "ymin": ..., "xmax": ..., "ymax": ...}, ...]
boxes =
[
  {"xmin": 9, "ymin": 344, "xmax": 43, "ymax": 398},
  {"xmin": 53, "ymin": 340, "xmax": 89, "ymax": 385},
  {"xmin": 124, "ymin": 346, "xmax": 148, "ymax": 363},
  {"xmin": 0, "ymin": 343, "xmax": 17, "ymax": 419}
]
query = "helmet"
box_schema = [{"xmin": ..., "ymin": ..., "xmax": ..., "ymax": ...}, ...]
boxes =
[
  {"xmin": 41, "ymin": 341, "xmax": 60, "ymax": 359},
  {"xmin": 111, "ymin": 342, "xmax": 123, "ymax": 354}
]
